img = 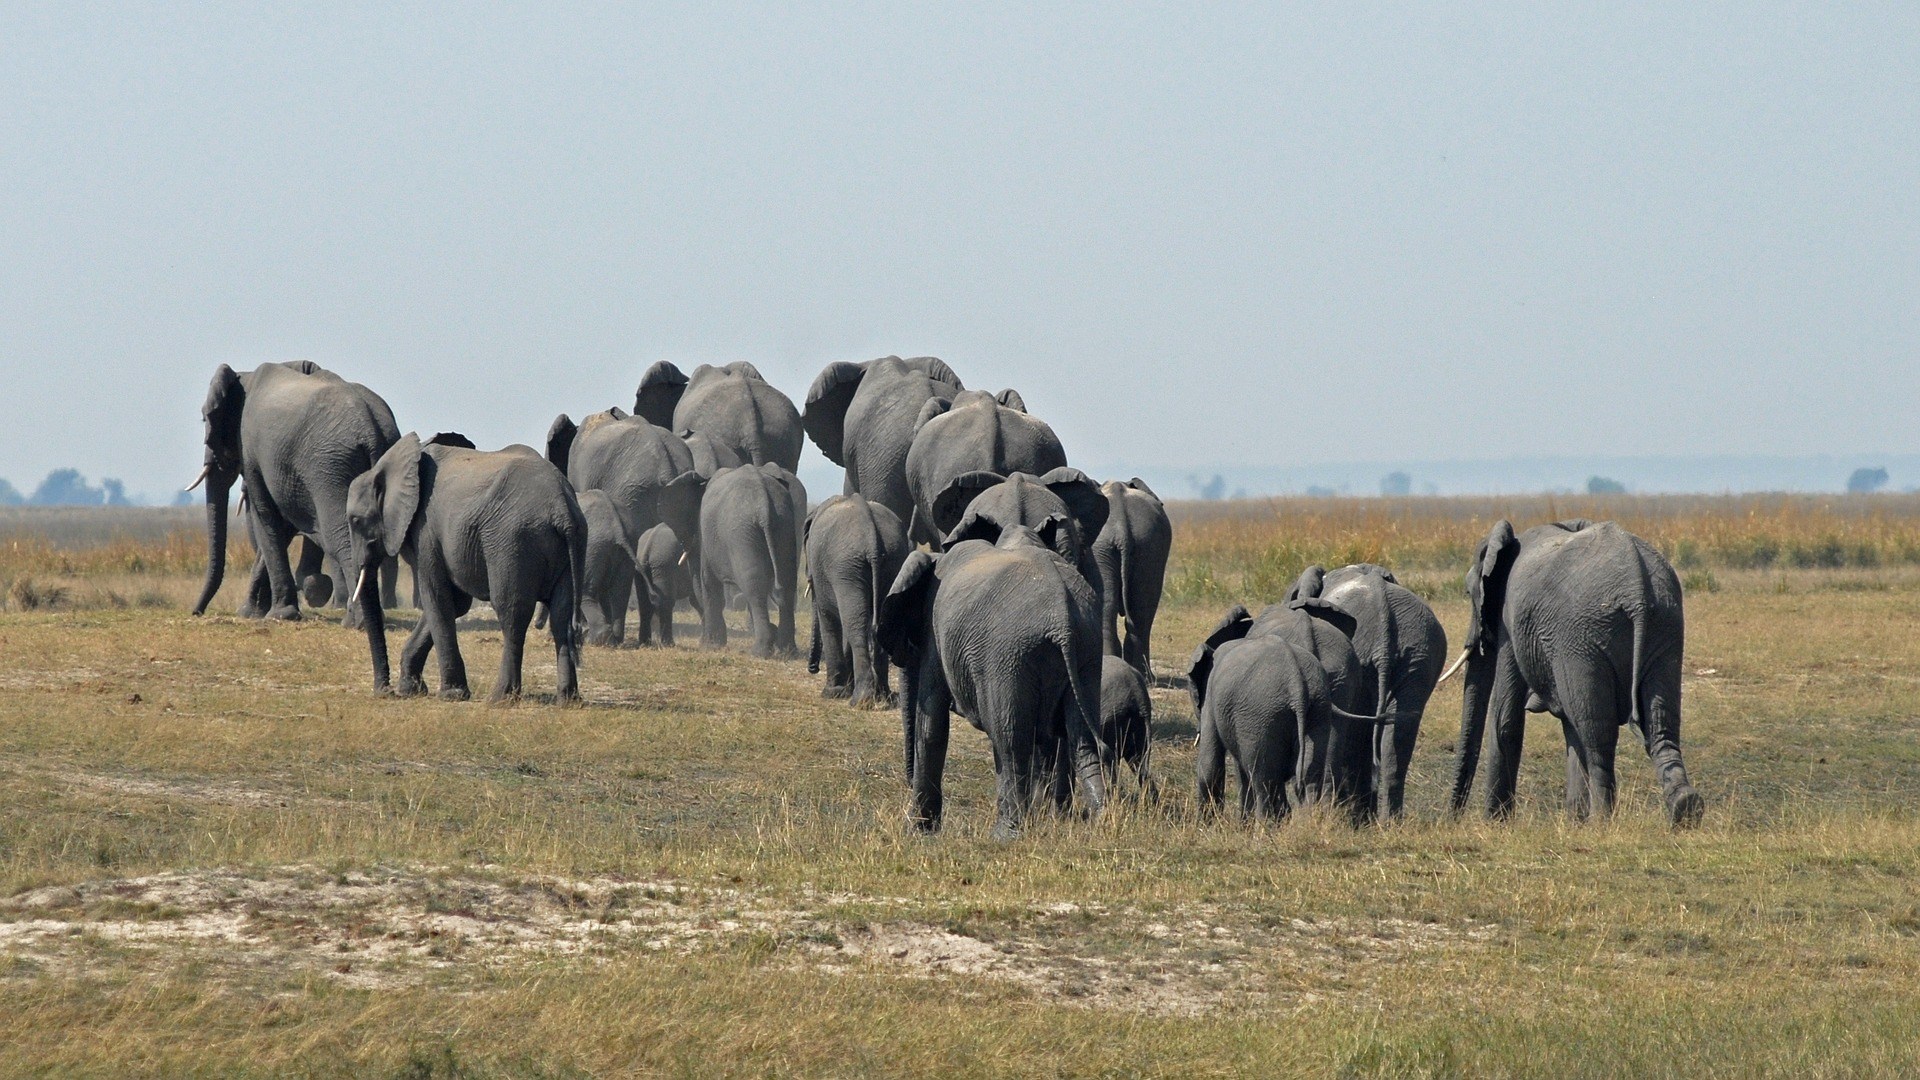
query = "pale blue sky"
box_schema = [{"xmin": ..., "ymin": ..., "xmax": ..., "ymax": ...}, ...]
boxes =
[{"xmin": 3, "ymin": 4, "xmax": 1915, "ymax": 499}]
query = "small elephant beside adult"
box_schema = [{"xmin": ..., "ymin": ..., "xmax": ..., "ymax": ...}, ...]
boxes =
[
  {"xmin": 547, "ymin": 407, "xmax": 704, "ymax": 617},
  {"xmin": 632, "ymin": 524, "xmax": 700, "ymax": 647},
  {"xmin": 803, "ymin": 356, "xmax": 964, "ymax": 538},
  {"xmin": 698, "ymin": 463, "xmax": 806, "ymax": 658},
  {"xmin": 347, "ymin": 433, "xmax": 586, "ymax": 703},
  {"xmin": 879, "ymin": 527, "xmax": 1109, "ymax": 838},
  {"xmin": 191, "ymin": 361, "xmax": 401, "ymax": 625},
  {"xmin": 805, "ymin": 493, "xmax": 910, "ymax": 708},
  {"xmin": 635, "ymin": 361, "xmax": 804, "ymax": 472},
  {"xmin": 1447, "ymin": 519, "xmax": 1704, "ymax": 827}
]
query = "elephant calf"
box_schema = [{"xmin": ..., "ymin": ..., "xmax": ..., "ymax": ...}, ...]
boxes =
[
  {"xmin": 698, "ymin": 463, "xmax": 804, "ymax": 658},
  {"xmin": 805, "ymin": 493, "xmax": 910, "ymax": 708},
  {"xmin": 1099, "ymin": 655, "xmax": 1156, "ymax": 801},
  {"xmin": 633, "ymin": 523, "xmax": 699, "ymax": 647},
  {"xmin": 347, "ymin": 433, "xmax": 586, "ymax": 703},
  {"xmin": 577, "ymin": 490, "xmax": 636, "ymax": 646}
]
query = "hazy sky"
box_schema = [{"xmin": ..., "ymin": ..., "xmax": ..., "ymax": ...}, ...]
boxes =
[{"xmin": 3, "ymin": 4, "xmax": 1916, "ymax": 499}]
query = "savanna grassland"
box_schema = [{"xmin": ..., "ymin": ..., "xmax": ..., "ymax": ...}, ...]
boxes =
[{"xmin": 2, "ymin": 497, "xmax": 1919, "ymax": 1077}]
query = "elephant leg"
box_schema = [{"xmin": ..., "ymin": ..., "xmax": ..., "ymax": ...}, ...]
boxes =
[
  {"xmin": 1557, "ymin": 664, "xmax": 1623, "ymax": 819},
  {"xmin": 989, "ymin": 719, "xmax": 1040, "ymax": 841},
  {"xmin": 1295, "ymin": 705, "xmax": 1332, "ymax": 809},
  {"xmin": 250, "ymin": 499, "xmax": 303, "ymax": 620},
  {"xmin": 1095, "ymin": 545, "xmax": 1124, "ymax": 659},
  {"xmin": 397, "ymin": 618, "xmax": 434, "ymax": 697},
  {"xmin": 413, "ymin": 553, "xmax": 468, "ymax": 700},
  {"xmin": 657, "ymin": 594, "xmax": 677, "ymax": 647},
  {"xmin": 549, "ymin": 574, "xmax": 581, "ymax": 703},
  {"xmin": 840, "ymin": 578, "xmax": 880, "ymax": 707},
  {"xmin": 1484, "ymin": 654, "xmax": 1530, "ymax": 819},
  {"xmin": 907, "ymin": 653, "xmax": 951, "ymax": 832},
  {"xmin": 295, "ymin": 535, "xmax": 333, "ymax": 612},
  {"xmin": 633, "ymin": 586, "xmax": 657, "ymax": 647},
  {"xmin": 1376, "ymin": 710, "xmax": 1423, "ymax": 822},
  {"xmin": 818, "ymin": 607, "xmax": 851, "ymax": 699},
  {"xmin": 1638, "ymin": 654, "xmax": 1703, "ymax": 827},
  {"xmin": 1562, "ymin": 724, "xmax": 1592, "ymax": 820},
  {"xmin": 699, "ymin": 564, "xmax": 728, "ymax": 649},
  {"xmin": 242, "ymin": 552, "xmax": 273, "ymax": 619},
  {"xmin": 1194, "ymin": 707, "xmax": 1227, "ymax": 818},
  {"xmin": 745, "ymin": 588, "xmax": 775, "ymax": 658},
  {"xmin": 492, "ymin": 595, "xmax": 535, "ymax": 703},
  {"xmin": 775, "ymin": 565, "xmax": 798, "ymax": 660},
  {"xmin": 1049, "ymin": 725, "xmax": 1074, "ymax": 814}
]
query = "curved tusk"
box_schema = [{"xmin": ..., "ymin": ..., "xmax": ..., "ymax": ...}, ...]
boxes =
[
  {"xmin": 184, "ymin": 465, "xmax": 210, "ymax": 493},
  {"xmin": 677, "ymin": 551, "xmax": 689, "ymax": 567},
  {"xmin": 1436, "ymin": 647, "xmax": 1471, "ymax": 687},
  {"xmin": 350, "ymin": 565, "xmax": 374, "ymax": 607}
]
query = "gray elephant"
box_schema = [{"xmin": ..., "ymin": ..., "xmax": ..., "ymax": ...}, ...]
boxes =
[
  {"xmin": 904, "ymin": 390, "xmax": 1069, "ymax": 544},
  {"xmin": 633, "ymin": 524, "xmax": 700, "ymax": 647},
  {"xmin": 547, "ymin": 408, "xmax": 703, "ymax": 603},
  {"xmin": 190, "ymin": 361, "xmax": 400, "ymax": 624},
  {"xmin": 1090, "ymin": 479, "xmax": 1171, "ymax": 676},
  {"xmin": 346, "ymin": 433, "xmax": 586, "ymax": 703},
  {"xmin": 1446, "ymin": 519, "xmax": 1704, "ymax": 826},
  {"xmin": 1193, "ymin": 627, "xmax": 1380, "ymax": 822},
  {"xmin": 1189, "ymin": 602, "xmax": 1368, "ymax": 810},
  {"xmin": 805, "ymin": 493, "xmax": 910, "ymax": 708},
  {"xmin": 1099, "ymin": 655, "xmax": 1157, "ymax": 802},
  {"xmin": 802, "ymin": 356, "xmax": 964, "ymax": 537},
  {"xmin": 698, "ymin": 463, "xmax": 803, "ymax": 657},
  {"xmin": 931, "ymin": 468, "xmax": 1109, "ymax": 589},
  {"xmin": 877, "ymin": 526, "xmax": 1109, "ymax": 838},
  {"xmin": 576, "ymin": 490, "xmax": 637, "ymax": 646},
  {"xmin": 635, "ymin": 361, "xmax": 804, "ymax": 471}
]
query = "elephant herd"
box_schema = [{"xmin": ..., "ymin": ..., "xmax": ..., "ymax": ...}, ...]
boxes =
[{"xmin": 190, "ymin": 359, "xmax": 1703, "ymax": 838}]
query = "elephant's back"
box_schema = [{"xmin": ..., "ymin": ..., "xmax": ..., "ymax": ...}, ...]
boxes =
[
  {"xmin": 572, "ymin": 422, "xmax": 692, "ymax": 490},
  {"xmin": 676, "ymin": 376, "xmax": 804, "ymax": 469}
]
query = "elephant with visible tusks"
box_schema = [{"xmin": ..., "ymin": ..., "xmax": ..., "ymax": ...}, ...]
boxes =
[
  {"xmin": 1446, "ymin": 519, "xmax": 1704, "ymax": 827},
  {"xmin": 878, "ymin": 527, "xmax": 1109, "ymax": 838},
  {"xmin": 347, "ymin": 433, "xmax": 586, "ymax": 703}
]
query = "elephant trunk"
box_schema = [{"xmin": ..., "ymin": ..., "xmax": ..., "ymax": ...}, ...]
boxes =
[
  {"xmin": 356, "ymin": 562, "xmax": 391, "ymax": 692},
  {"xmin": 192, "ymin": 481, "xmax": 233, "ymax": 616},
  {"xmin": 1448, "ymin": 652, "xmax": 1494, "ymax": 813}
]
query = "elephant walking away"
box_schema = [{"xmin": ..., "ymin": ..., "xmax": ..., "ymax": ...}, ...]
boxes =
[
  {"xmin": 698, "ymin": 464, "xmax": 803, "ymax": 658},
  {"xmin": 1286, "ymin": 564, "xmax": 1447, "ymax": 821},
  {"xmin": 633, "ymin": 524, "xmax": 700, "ymax": 647},
  {"xmin": 576, "ymin": 490, "xmax": 637, "ymax": 646},
  {"xmin": 1447, "ymin": 519, "xmax": 1704, "ymax": 826},
  {"xmin": 904, "ymin": 389, "xmax": 1069, "ymax": 545},
  {"xmin": 931, "ymin": 468, "xmax": 1109, "ymax": 590},
  {"xmin": 635, "ymin": 361, "xmax": 804, "ymax": 472},
  {"xmin": 547, "ymin": 409, "xmax": 704, "ymax": 590},
  {"xmin": 1092, "ymin": 479, "xmax": 1171, "ymax": 676},
  {"xmin": 347, "ymin": 433, "xmax": 586, "ymax": 703},
  {"xmin": 802, "ymin": 356, "xmax": 964, "ymax": 532},
  {"xmin": 1099, "ymin": 655, "xmax": 1157, "ymax": 801},
  {"xmin": 190, "ymin": 361, "xmax": 400, "ymax": 625},
  {"xmin": 806, "ymin": 494, "xmax": 911, "ymax": 708},
  {"xmin": 878, "ymin": 527, "xmax": 1109, "ymax": 838}
]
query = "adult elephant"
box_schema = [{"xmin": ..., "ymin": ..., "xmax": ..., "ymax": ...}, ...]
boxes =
[
  {"xmin": 1446, "ymin": 519, "xmax": 1704, "ymax": 826},
  {"xmin": 802, "ymin": 356, "xmax": 964, "ymax": 535},
  {"xmin": 1091, "ymin": 479, "xmax": 1171, "ymax": 676},
  {"xmin": 346, "ymin": 433, "xmax": 586, "ymax": 703},
  {"xmin": 698, "ymin": 464, "xmax": 804, "ymax": 658},
  {"xmin": 904, "ymin": 389, "xmax": 1068, "ymax": 545},
  {"xmin": 806, "ymin": 493, "xmax": 911, "ymax": 708},
  {"xmin": 189, "ymin": 361, "xmax": 400, "ymax": 624},
  {"xmin": 1285, "ymin": 564, "xmax": 1448, "ymax": 821},
  {"xmin": 931, "ymin": 468, "xmax": 1108, "ymax": 589},
  {"xmin": 547, "ymin": 408, "xmax": 704, "ymax": 616},
  {"xmin": 634, "ymin": 361, "xmax": 804, "ymax": 472},
  {"xmin": 878, "ymin": 526, "xmax": 1109, "ymax": 838}
]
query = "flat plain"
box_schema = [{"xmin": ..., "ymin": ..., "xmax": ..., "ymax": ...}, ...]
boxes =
[{"xmin": 2, "ymin": 497, "xmax": 1918, "ymax": 1077}]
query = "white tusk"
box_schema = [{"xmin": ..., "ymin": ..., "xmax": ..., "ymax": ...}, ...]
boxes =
[
  {"xmin": 350, "ymin": 566, "xmax": 374, "ymax": 607},
  {"xmin": 1436, "ymin": 647, "xmax": 1471, "ymax": 687},
  {"xmin": 677, "ymin": 551, "xmax": 689, "ymax": 567},
  {"xmin": 184, "ymin": 465, "xmax": 210, "ymax": 493}
]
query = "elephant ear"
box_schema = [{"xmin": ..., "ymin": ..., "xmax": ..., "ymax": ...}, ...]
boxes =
[
  {"xmin": 1290, "ymin": 596, "xmax": 1359, "ymax": 639},
  {"xmin": 546, "ymin": 414, "xmax": 578, "ymax": 474},
  {"xmin": 1466, "ymin": 520, "xmax": 1519, "ymax": 655},
  {"xmin": 995, "ymin": 388, "xmax": 1028, "ymax": 413},
  {"xmin": 681, "ymin": 431, "xmax": 743, "ymax": 479},
  {"xmin": 803, "ymin": 494, "xmax": 845, "ymax": 547},
  {"xmin": 757, "ymin": 462, "xmax": 793, "ymax": 494},
  {"xmin": 902, "ymin": 356, "xmax": 963, "ymax": 391},
  {"xmin": 425, "ymin": 431, "xmax": 475, "ymax": 449},
  {"xmin": 801, "ymin": 360, "xmax": 869, "ymax": 465},
  {"xmin": 374, "ymin": 433, "xmax": 426, "ymax": 554},
  {"xmin": 1031, "ymin": 512, "xmax": 1076, "ymax": 561},
  {"xmin": 202, "ymin": 364, "xmax": 246, "ymax": 469},
  {"xmin": 932, "ymin": 471, "xmax": 1006, "ymax": 536},
  {"xmin": 877, "ymin": 551, "xmax": 938, "ymax": 668},
  {"xmin": 1127, "ymin": 477, "xmax": 1161, "ymax": 502},
  {"xmin": 1040, "ymin": 467, "xmax": 1109, "ymax": 541},
  {"xmin": 1555, "ymin": 518, "xmax": 1595, "ymax": 533},
  {"xmin": 634, "ymin": 361, "xmax": 689, "ymax": 428},
  {"xmin": 912, "ymin": 396, "xmax": 951, "ymax": 434},
  {"xmin": 1186, "ymin": 604, "xmax": 1255, "ymax": 713},
  {"xmin": 1284, "ymin": 564, "xmax": 1327, "ymax": 605}
]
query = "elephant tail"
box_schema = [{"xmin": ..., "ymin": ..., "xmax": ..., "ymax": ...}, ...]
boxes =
[
  {"xmin": 1628, "ymin": 596, "xmax": 1648, "ymax": 736},
  {"xmin": 565, "ymin": 507, "xmax": 588, "ymax": 667}
]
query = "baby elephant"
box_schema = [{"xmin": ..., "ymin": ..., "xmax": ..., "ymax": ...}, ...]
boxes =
[
  {"xmin": 699, "ymin": 463, "xmax": 804, "ymax": 657},
  {"xmin": 633, "ymin": 523, "xmax": 700, "ymax": 647},
  {"xmin": 347, "ymin": 433, "xmax": 586, "ymax": 703},
  {"xmin": 805, "ymin": 493, "xmax": 910, "ymax": 708},
  {"xmin": 576, "ymin": 490, "xmax": 636, "ymax": 646},
  {"xmin": 1099, "ymin": 655, "xmax": 1157, "ymax": 801}
]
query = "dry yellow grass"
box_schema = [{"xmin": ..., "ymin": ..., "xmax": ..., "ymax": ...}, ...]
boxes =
[{"xmin": 0, "ymin": 502, "xmax": 1918, "ymax": 1075}]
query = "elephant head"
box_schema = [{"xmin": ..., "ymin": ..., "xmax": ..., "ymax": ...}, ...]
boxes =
[
  {"xmin": 680, "ymin": 429, "xmax": 744, "ymax": 480},
  {"xmin": 188, "ymin": 365, "xmax": 248, "ymax": 615},
  {"xmin": 633, "ymin": 361, "xmax": 690, "ymax": 428},
  {"xmin": 1184, "ymin": 604, "xmax": 1253, "ymax": 715},
  {"xmin": 935, "ymin": 468, "xmax": 1110, "ymax": 567},
  {"xmin": 343, "ymin": 432, "xmax": 432, "ymax": 691}
]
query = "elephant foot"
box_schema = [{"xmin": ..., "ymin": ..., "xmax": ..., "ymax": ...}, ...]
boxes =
[
  {"xmin": 1668, "ymin": 786, "xmax": 1705, "ymax": 828},
  {"xmin": 394, "ymin": 678, "xmax": 428, "ymax": 698},
  {"xmin": 488, "ymin": 689, "xmax": 521, "ymax": 705},
  {"xmin": 440, "ymin": 685, "xmax": 472, "ymax": 702},
  {"xmin": 822, "ymin": 684, "xmax": 852, "ymax": 700},
  {"xmin": 265, "ymin": 604, "xmax": 302, "ymax": 622},
  {"xmin": 301, "ymin": 575, "xmax": 334, "ymax": 608},
  {"xmin": 989, "ymin": 820, "xmax": 1023, "ymax": 842}
]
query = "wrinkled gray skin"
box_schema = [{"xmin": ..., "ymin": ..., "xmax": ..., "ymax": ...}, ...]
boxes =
[
  {"xmin": 932, "ymin": 468, "xmax": 1109, "ymax": 591},
  {"xmin": 878, "ymin": 527, "xmax": 1109, "ymax": 838},
  {"xmin": 698, "ymin": 463, "xmax": 803, "ymax": 658},
  {"xmin": 347, "ymin": 434, "xmax": 586, "ymax": 703},
  {"xmin": 191, "ymin": 361, "xmax": 401, "ymax": 625},
  {"xmin": 802, "ymin": 356, "xmax": 965, "ymax": 542},
  {"xmin": 1284, "ymin": 563, "xmax": 1448, "ymax": 821},
  {"xmin": 633, "ymin": 524, "xmax": 700, "ymax": 647},
  {"xmin": 1192, "ymin": 630, "xmax": 1379, "ymax": 822},
  {"xmin": 547, "ymin": 408, "xmax": 704, "ymax": 616},
  {"xmin": 805, "ymin": 494, "xmax": 910, "ymax": 708},
  {"xmin": 1092, "ymin": 479, "xmax": 1172, "ymax": 676},
  {"xmin": 1099, "ymin": 655, "xmax": 1157, "ymax": 802},
  {"xmin": 635, "ymin": 361, "xmax": 804, "ymax": 472},
  {"xmin": 1450, "ymin": 519, "xmax": 1704, "ymax": 826},
  {"xmin": 904, "ymin": 390, "xmax": 1069, "ymax": 546},
  {"xmin": 1188, "ymin": 602, "xmax": 1367, "ymax": 810},
  {"xmin": 576, "ymin": 490, "xmax": 636, "ymax": 646}
]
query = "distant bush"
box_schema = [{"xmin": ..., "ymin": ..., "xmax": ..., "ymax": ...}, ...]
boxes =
[
  {"xmin": 1587, "ymin": 476, "xmax": 1627, "ymax": 495},
  {"xmin": 1380, "ymin": 471, "xmax": 1412, "ymax": 496},
  {"xmin": 1848, "ymin": 467, "xmax": 1890, "ymax": 494},
  {"xmin": 25, "ymin": 469, "xmax": 133, "ymax": 507}
]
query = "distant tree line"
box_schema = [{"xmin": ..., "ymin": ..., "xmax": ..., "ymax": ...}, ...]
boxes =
[{"xmin": 0, "ymin": 469, "xmax": 137, "ymax": 507}]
